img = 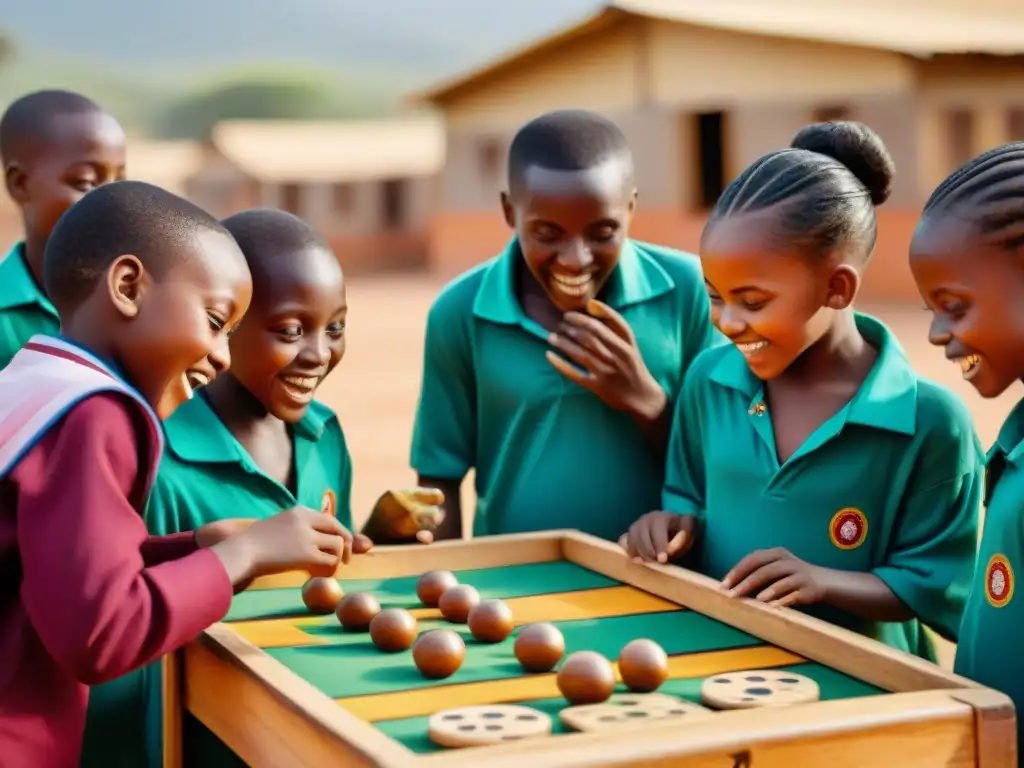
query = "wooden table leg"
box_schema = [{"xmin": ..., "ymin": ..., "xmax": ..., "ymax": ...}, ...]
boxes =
[{"xmin": 162, "ymin": 651, "xmax": 183, "ymax": 768}]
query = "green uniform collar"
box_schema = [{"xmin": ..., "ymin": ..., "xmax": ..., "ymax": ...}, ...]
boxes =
[
  {"xmin": 472, "ymin": 238, "xmax": 676, "ymax": 325},
  {"xmin": 989, "ymin": 397, "xmax": 1024, "ymax": 466},
  {"xmin": 164, "ymin": 391, "xmax": 328, "ymax": 465},
  {"xmin": 707, "ymin": 313, "xmax": 918, "ymax": 436},
  {"xmin": 0, "ymin": 242, "xmax": 59, "ymax": 317}
]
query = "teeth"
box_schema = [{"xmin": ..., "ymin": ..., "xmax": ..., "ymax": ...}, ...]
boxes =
[
  {"xmin": 552, "ymin": 272, "xmax": 593, "ymax": 286},
  {"xmin": 281, "ymin": 375, "xmax": 318, "ymax": 391},
  {"xmin": 956, "ymin": 355, "xmax": 981, "ymax": 380},
  {"xmin": 551, "ymin": 272, "xmax": 594, "ymax": 297},
  {"xmin": 181, "ymin": 373, "xmax": 195, "ymax": 400},
  {"xmin": 736, "ymin": 341, "xmax": 769, "ymax": 355},
  {"xmin": 187, "ymin": 372, "xmax": 209, "ymax": 389}
]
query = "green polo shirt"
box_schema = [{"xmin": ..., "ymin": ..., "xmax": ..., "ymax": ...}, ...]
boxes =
[
  {"xmin": 81, "ymin": 392, "xmax": 353, "ymax": 768},
  {"xmin": 663, "ymin": 313, "xmax": 982, "ymax": 659},
  {"xmin": 955, "ymin": 397, "xmax": 1024, "ymax": 759},
  {"xmin": 410, "ymin": 238, "xmax": 720, "ymax": 541},
  {"xmin": 0, "ymin": 242, "xmax": 59, "ymax": 368}
]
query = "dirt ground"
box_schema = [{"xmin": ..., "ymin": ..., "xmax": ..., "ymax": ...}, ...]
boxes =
[{"xmin": 322, "ymin": 274, "xmax": 1022, "ymax": 669}]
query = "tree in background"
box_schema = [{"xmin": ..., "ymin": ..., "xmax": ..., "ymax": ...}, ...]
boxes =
[
  {"xmin": 157, "ymin": 68, "xmax": 394, "ymax": 140},
  {"xmin": 0, "ymin": 35, "xmax": 13, "ymax": 68}
]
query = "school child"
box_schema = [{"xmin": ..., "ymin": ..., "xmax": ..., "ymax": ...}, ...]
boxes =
[
  {"xmin": 0, "ymin": 89, "xmax": 126, "ymax": 367},
  {"xmin": 82, "ymin": 207, "xmax": 435, "ymax": 768},
  {"xmin": 620, "ymin": 121, "xmax": 982, "ymax": 660},
  {"xmin": 0, "ymin": 182, "xmax": 357, "ymax": 768},
  {"xmin": 363, "ymin": 109, "xmax": 721, "ymax": 545},
  {"xmin": 909, "ymin": 142, "xmax": 1024, "ymax": 755}
]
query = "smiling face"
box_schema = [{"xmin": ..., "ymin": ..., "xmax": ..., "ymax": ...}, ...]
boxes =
[
  {"xmin": 502, "ymin": 160, "xmax": 636, "ymax": 313},
  {"xmin": 226, "ymin": 245, "xmax": 347, "ymax": 422},
  {"xmin": 911, "ymin": 213, "xmax": 1024, "ymax": 398},
  {"xmin": 6, "ymin": 110, "xmax": 126, "ymax": 244},
  {"xmin": 109, "ymin": 229, "xmax": 253, "ymax": 419},
  {"xmin": 700, "ymin": 211, "xmax": 855, "ymax": 381}
]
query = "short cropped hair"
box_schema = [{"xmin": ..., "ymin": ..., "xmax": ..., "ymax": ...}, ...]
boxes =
[
  {"xmin": 0, "ymin": 89, "xmax": 106, "ymax": 163},
  {"xmin": 44, "ymin": 180, "xmax": 230, "ymax": 310},
  {"xmin": 221, "ymin": 208, "xmax": 330, "ymax": 280},
  {"xmin": 507, "ymin": 109, "xmax": 633, "ymax": 189}
]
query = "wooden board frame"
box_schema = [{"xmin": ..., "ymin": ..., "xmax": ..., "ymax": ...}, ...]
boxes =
[{"xmin": 167, "ymin": 531, "xmax": 1017, "ymax": 767}]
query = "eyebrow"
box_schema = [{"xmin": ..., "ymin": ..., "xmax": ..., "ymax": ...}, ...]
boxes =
[{"xmin": 704, "ymin": 279, "xmax": 762, "ymax": 293}]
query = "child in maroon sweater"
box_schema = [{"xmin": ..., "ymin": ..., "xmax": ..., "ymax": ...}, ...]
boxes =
[{"xmin": 0, "ymin": 180, "xmax": 357, "ymax": 768}]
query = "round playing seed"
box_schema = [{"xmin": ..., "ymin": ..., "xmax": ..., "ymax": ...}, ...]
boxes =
[
  {"xmin": 617, "ymin": 639, "xmax": 669, "ymax": 692},
  {"xmin": 556, "ymin": 651, "xmax": 616, "ymax": 705},
  {"xmin": 301, "ymin": 577, "xmax": 344, "ymax": 614},
  {"xmin": 417, "ymin": 570, "xmax": 459, "ymax": 607},
  {"xmin": 700, "ymin": 669, "xmax": 820, "ymax": 710}
]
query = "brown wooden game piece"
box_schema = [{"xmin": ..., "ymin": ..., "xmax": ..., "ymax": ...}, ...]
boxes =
[
  {"xmin": 617, "ymin": 639, "xmax": 669, "ymax": 692},
  {"xmin": 413, "ymin": 629, "xmax": 466, "ymax": 679},
  {"xmin": 514, "ymin": 622, "xmax": 565, "ymax": 673},
  {"xmin": 369, "ymin": 608, "xmax": 419, "ymax": 652},
  {"xmin": 559, "ymin": 693, "xmax": 713, "ymax": 732},
  {"xmin": 301, "ymin": 577, "xmax": 344, "ymax": 614},
  {"xmin": 467, "ymin": 599, "xmax": 514, "ymax": 643},
  {"xmin": 416, "ymin": 569, "xmax": 459, "ymax": 607},
  {"xmin": 335, "ymin": 592, "xmax": 381, "ymax": 632},
  {"xmin": 438, "ymin": 584, "xmax": 480, "ymax": 624},
  {"xmin": 428, "ymin": 704, "xmax": 552, "ymax": 748},
  {"xmin": 701, "ymin": 669, "xmax": 820, "ymax": 709},
  {"xmin": 557, "ymin": 651, "xmax": 616, "ymax": 705}
]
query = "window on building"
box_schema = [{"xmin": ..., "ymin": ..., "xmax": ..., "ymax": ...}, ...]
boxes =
[
  {"xmin": 693, "ymin": 111, "xmax": 726, "ymax": 209},
  {"xmin": 477, "ymin": 138, "xmax": 502, "ymax": 183},
  {"xmin": 381, "ymin": 179, "xmax": 407, "ymax": 231},
  {"xmin": 812, "ymin": 105, "xmax": 851, "ymax": 123},
  {"xmin": 1008, "ymin": 107, "xmax": 1024, "ymax": 141},
  {"xmin": 333, "ymin": 183, "xmax": 354, "ymax": 215},
  {"xmin": 944, "ymin": 109, "xmax": 975, "ymax": 170},
  {"xmin": 280, "ymin": 183, "xmax": 302, "ymax": 216}
]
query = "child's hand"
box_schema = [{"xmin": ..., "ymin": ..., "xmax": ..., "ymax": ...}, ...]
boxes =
[
  {"xmin": 363, "ymin": 487, "xmax": 445, "ymax": 544},
  {"xmin": 546, "ymin": 300, "xmax": 667, "ymax": 424},
  {"xmin": 212, "ymin": 506, "xmax": 354, "ymax": 586},
  {"xmin": 618, "ymin": 512, "xmax": 696, "ymax": 563},
  {"xmin": 195, "ymin": 518, "xmax": 255, "ymax": 548},
  {"xmin": 721, "ymin": 548, "xmax": 830, "ymax": 608}
]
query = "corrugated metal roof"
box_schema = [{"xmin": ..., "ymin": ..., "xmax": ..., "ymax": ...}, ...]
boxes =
[{"xmin": 211, "ymin": 117, "xmax": 446, "ymax": 183}]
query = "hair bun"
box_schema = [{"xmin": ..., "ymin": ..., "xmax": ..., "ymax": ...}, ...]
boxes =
[{"xmin": 791, "ymin": 121, "xmax": 894, "ymax": 206}]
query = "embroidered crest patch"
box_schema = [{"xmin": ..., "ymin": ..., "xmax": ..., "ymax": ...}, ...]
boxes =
[{"xmin": 829, "ymin": 508, "xmax": 868, "ymax": 550}]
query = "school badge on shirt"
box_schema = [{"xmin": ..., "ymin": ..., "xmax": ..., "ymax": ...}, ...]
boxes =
[
  {"xmin": 321, "ymin": 489, "xmax": 337, "ymax": 517},
  {"xmin": 829, "ymin": 507, "xmax": 867, "ymax": 550},
  {"xmin": 985, "ymin": 554, "xmax": 1014, "ymax": 608}
]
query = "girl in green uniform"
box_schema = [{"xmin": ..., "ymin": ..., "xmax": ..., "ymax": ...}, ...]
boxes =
[
  {"xmin": 622, "ymin": 121, "xmax": 982, "ymax": 660},
  {"xmin": 910, "ymin": 141, "xmax": 1024, "ymax": 761}
]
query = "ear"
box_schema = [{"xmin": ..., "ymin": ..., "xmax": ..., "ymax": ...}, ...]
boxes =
[
  {"xmin": 824, "ymin": 264, "xmax": 860, "ymax": 310},
  {"xmin": 628, "ymin": 187, "xmax": 638, "ymax": 213},
  {"xmin": 500, "ymin": 191, "xmax": 516, "ymax": 229},
  {"xmin": 4, "ymin": 162, "xmax": 28, "ymax": 204},
  {"xmin": 106, "ymin": 254, "xmax": 148, "ymax": 319}
]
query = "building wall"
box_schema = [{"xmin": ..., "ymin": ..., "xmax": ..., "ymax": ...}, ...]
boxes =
[
  {"xmin": 644, "ymin": 20, "xmax": 913, "ymax": 106},
  {"xmin": 439, "ymin": 21, "xmax": 643, "ymax": 130}
]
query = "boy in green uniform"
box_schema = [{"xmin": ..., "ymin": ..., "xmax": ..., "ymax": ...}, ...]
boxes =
[
  {"xmin": 0, "ymin": 90, "xmax": 126, "ymax": 366},
  {"xmin": 910, "ymin": 142, "xmax": 1024, "ymax": 760},
  {"xmin": 363, "ymin": 109, "xmax": 720, "ymax": 545},
  {"xmin": 83, "ymin": 208, "xmax": 434, "ymax": 767},
  {"xmin": 622, "ymin": 121, "xmax": 982, "ymax": 660}
]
